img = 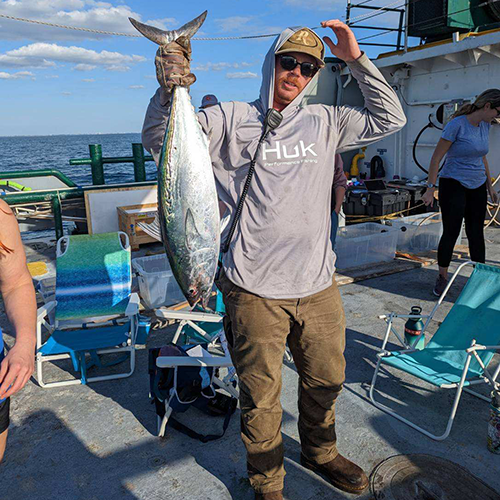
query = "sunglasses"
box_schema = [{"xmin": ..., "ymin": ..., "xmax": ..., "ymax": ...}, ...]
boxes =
[{"xmin": 278, "ymin": 55, "xmax": 318, "ymax": 78}]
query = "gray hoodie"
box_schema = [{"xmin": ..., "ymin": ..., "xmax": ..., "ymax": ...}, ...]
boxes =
[{"xmin": 142, "ymin": 26, "xmax": 406, "ymax": 299}]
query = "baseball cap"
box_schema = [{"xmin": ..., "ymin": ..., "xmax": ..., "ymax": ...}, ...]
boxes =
[
  {"xmin": 275, "ymin": 28, "xmax": 325, "ymax": 68},
  {"xmin": 200, "ymin": 94, "xmax": 219, "ymax": 109}
]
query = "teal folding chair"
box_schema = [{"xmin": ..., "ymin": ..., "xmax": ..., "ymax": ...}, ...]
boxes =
[
  {"xmin": 370, "ymin": 261, "xmax": 500, "ymax": 440},
  {"xmin": 36, "ymin": 232, "xmax": 140, "ymax": 388}
]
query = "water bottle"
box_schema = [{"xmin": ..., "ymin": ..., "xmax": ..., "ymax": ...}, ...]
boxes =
[
  {"xmin": 404, "ymin": 306, "xmax": 425, "ymax": 350},
  {"xmin": 136, "ymin": 314, "xmax": 151, "ymax": 345},
  {"xmin": 487, "ymin": 390, "xmax": 500, "ymax": 454}
]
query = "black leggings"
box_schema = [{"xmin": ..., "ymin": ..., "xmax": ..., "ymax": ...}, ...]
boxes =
[{"xmin": 438, "ymin": 177, "xmax": 487, "ymax": 268}]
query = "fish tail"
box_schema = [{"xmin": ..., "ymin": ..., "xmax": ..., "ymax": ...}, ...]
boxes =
[{"xmin": 129, "ymin": 11, "xmax": 207, "ymax": 46}]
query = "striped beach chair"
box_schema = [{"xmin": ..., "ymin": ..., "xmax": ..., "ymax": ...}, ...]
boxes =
[{"xmin": 36, "ymin": 232, "xmax": 140, "ymax": 388}]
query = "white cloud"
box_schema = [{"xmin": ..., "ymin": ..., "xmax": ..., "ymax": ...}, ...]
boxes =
[
  {"xmin": 61, "ymin": 91, "xmax": 72, "ymax": 95},
  {"xmin": 129, "ymin": 84, "xmax": 144, "ymax": 89},
  {"xmin": 0, "ymin": 0, "xmax": 147, "ymax": 41},
  {"xmin": 74, "ymin": 63, "xmax": 96, "ymax": 71},
  {"xmin": 213, "ymin": 16, "xmax": 282, "ymax": 38},
  {"xmin": 192, "ymin": 61, "xmax": 255, "ymax": 72},
  {"xmin": 0, "ymin": 42, "xmax": 144, "ymax": 70},
  {"xmin": 282, "ymin": 0, "xmax": 345, "ymax": 10},
  {"xmin": 82, "ymin": 77, "xmax": 94, "ymax": 82},
  {"xmin": 143, "ymin": 74, "xmax": 155, "ymax": 79},
  {"xmin": 45, "ymin": 74, "xmax": 59, "ymax": 78},
  {"xmin": 0, "ymin": 70, "xmax": 34, "ymax": 79},
  {"xmin": 214, "ymin": 16, "xmax": 254, "ymax": 33},
  {"xmin": 226, "ymin": 71, "xmax": 258, "ymax": 79},
  {"xmin": 106, "ymin": 64, "xmax": 130, "ymax": 72},
  {"xmin": 143, "ymin": 17, "xmax": 178, "ymax": 31}
]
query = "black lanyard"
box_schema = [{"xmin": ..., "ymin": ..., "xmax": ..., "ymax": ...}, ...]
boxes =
[{"xmin": 220, "ymin": 108, "xmax": 283, "ymax": 261}]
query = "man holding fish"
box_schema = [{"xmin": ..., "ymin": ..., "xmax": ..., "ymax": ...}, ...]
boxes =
[{"xmin": 140, "ymin": 14, "xmax": 405, "ymax": 499}]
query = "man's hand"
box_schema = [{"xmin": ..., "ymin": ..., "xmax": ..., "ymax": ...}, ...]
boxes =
[
  {"xmin": 321, "ymin": 20, "xmax": 362, "ymax": 63},
  {"xmin": 0, "ymin": 341, "xmax": 35, "ymax": 400},
  {"xmin": 155, "ymin": 36, "xmax": 196, "ymax": 91}
]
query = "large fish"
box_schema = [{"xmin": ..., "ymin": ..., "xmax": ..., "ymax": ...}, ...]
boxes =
[{"xmin": 129, "ymin": 12, "xmax": 220, "ymax": 308}]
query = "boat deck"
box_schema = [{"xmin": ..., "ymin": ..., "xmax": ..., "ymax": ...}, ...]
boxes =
[{"xmin": 2, "ymin": 229, "xmax": 500, "ymax": 500}]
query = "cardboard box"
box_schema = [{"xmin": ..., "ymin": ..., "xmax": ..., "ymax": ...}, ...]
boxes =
[{"xmin": 117, "ymin": 203, "xmax": 158, "ymax": 251}]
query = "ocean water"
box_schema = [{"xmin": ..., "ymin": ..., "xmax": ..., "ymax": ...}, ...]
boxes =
[
  {"xmin": 0, "ymin": 133, "xmax": 158, "ymax": 239},
  {"xmin": 0, "ymin": 133, "xmax": 158, "ymax": 186}
]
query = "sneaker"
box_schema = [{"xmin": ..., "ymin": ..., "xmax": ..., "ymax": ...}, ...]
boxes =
[{"xmin": 433, "ymin": 274, "xmax": 448, "ymax": 297}]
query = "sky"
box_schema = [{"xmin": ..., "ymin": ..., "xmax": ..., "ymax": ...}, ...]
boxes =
[{"xmin": 0, "ymin": 0, "xmax": 407, "ymax": 136}]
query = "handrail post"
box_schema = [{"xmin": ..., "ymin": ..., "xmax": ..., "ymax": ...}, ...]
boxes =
[
  {"xmin": 132, "ymin": 143, "xmax": 147, "ymax": 182},
  {"xmin": 51, "ymin": 195, "xmax": 63, "ymax": 241},
  {"xmin": 89, "ymin": 144, "xmax": 105, "ymax": 185}
]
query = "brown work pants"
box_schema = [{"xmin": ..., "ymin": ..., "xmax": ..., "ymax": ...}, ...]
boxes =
[{"xmin": 216, "ymin": 272, "xmax": 346, "ymax": 494}]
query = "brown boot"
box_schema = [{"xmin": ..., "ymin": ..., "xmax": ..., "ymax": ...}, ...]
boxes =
[
  {"xmin": 254, "ymin": 490, "xmax": 284, "ymax": 500},
  {"xmin": 301, "ymin": 453, "xmax": 369, "ymax": 494}
]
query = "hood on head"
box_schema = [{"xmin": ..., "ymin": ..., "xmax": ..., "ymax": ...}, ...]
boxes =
[{"xmin": 258, "ymin": 26, "xmax": 324, "ymax": 116}]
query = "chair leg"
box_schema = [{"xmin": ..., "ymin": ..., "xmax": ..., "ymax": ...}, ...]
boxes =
[
  {"xmin": 369, "ymin": 360, "xmax": 466, "ymax": 441},
  {"xmin": 158, "ymin": 404, "xmax": 173, "ymax": 437},
  {"xmin": 463, "ymin": 387, "xmax": 490, "ymax": 402}
]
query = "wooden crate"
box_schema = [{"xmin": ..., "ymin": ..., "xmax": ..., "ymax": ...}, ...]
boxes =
[{"xmin": 117, "ymin": 203, "xmax": 158, "ymax": 251}]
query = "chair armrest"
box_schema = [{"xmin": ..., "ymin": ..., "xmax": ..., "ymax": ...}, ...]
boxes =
[
  {"xmin": 467, "ymin": 344, "xmax": 500, "ymax": 353},
  {"xmin": 155, "ymin": 308, "xmax": 222, "ymax": 323},
  {"xmin": 377, "ymin": 347, "xmax": 419, "ymax": 358},
  {"xmin": 125, "ymin": 293, "xmax": 140, "ymax": 317},
  {"xmin": 387, "ymin": 314, "xmax": 431, "ymax": 320},
  {"xmin": 156, "ymin": 355, "xmax": 233, "ymax": 368},
  {"xmin": 37, "ymin": 301, "xmax": 56, "ymax": 323}
]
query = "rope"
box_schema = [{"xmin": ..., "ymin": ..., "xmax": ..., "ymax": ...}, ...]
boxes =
[
  {"xmin": 485, "ymin": 174, "xmax": 500, "ymax": 228},
  {"xmin": 342, "ymin": 201, "xmax": 429, "ymax": 223},
  {"xmin": 0, "ymin": 1, "xmax": 496, "ymax": 42},
  {"xmin": 0, "ymin": 13, "xmax": 317, "ymax": 40}
]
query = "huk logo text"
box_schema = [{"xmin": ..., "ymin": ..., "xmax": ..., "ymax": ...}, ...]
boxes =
[{"xmin": 262, "ymin": 141, "xmax": 317, "ymax": 160}]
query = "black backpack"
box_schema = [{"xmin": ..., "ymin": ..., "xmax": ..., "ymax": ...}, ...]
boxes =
[{"xmin": 148, "ymin": 343, "xmax": 237, "ymax": 442}]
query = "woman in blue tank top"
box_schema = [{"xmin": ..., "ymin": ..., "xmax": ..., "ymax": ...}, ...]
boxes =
[
  {"xmin": 422, "ymin": 89, "xmax": 500, "ymax": 296},
  {"xmin": 0, "ymin": 199, "xmax": 37, "ymax": 462}
]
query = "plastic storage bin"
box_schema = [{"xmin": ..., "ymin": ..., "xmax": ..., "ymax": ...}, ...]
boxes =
[
  {"xmin": 132, "ymin": 254, "xmax": 186, "ymax": 309},
  {"xmin": 390, "ymin": 213, "xmax": 463, "ymax": 253},
  {"xmin": 334, "ymin": 222, "xmax": 399, "ymax": 270}
]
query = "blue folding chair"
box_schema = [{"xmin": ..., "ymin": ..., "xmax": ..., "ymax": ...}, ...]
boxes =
[
  {"xmin": 36, "ymin": 232, "xmax": 140, "ymax": 387},
  {"xmin": 370, "ymin": 261, "xmax": 500, "ymax": 440}
]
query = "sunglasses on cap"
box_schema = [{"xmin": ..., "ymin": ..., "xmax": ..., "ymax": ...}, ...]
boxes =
[{"xmin": 278, "ymin": 55, "xmax": 318, "ymax": 78}]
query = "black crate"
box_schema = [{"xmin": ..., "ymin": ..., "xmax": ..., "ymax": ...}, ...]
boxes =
[
  {"xmin": 343, "ymin": 189, "xmax": 370, "ymax": 216},
  {"xmin": 343, "ymin": 186, "xmax": 411, "ymax": 220},
  {"xmin": 366, "ymin": 189, "xmax": 411, "ymax": 216},
  {"xmin": 387, "ymin": 182, "xmax": 439, "ymax": 215}
]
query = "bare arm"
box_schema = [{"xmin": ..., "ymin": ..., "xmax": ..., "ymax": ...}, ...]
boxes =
[
  {"xmin": 0, "ymin": 200, "xmax": 36, "ymax": 399},
  {"xmin": 483, "ymin": 156, "xmax": 499, "ymax": 204},
  {"xmin": 332, "ymin": 153, "xmax": 346, "ymax": 213},
  {"xmin": 334, "ymin": 186, "xmax": 346, "ymax": 214},
  {"xmin": 422, "ymin": 138, "xmax": 453, "ymax": 206}
]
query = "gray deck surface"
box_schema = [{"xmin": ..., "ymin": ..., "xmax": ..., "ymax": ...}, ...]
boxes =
[{"xmin": 2, "ymin": 229, "xmax": 500, "ymax": 500}]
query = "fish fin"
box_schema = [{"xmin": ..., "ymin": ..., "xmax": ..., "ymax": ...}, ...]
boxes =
[
  {"xmin": 129, "ymin": 11, "xmax": 207, "ymax": 46},
  {"xmin": 138, "ymin": 213, "xmax": 162, "ymax": 242},
  {"xmin": 185, "ymin": 208, "xmax": 201, "ymax": 250}
]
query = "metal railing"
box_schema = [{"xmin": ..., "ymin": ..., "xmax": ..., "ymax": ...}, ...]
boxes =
[
  {"xmin": 69, "ymin": 143, "xmax": 155, "ymax": 185},
  {"xmin": 346, "ymin": 0, "xmax": 407, "ymax": 50},
  {"xmin": 2, "ymin": 143, "xmax": 157, "ymax": 240}
]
